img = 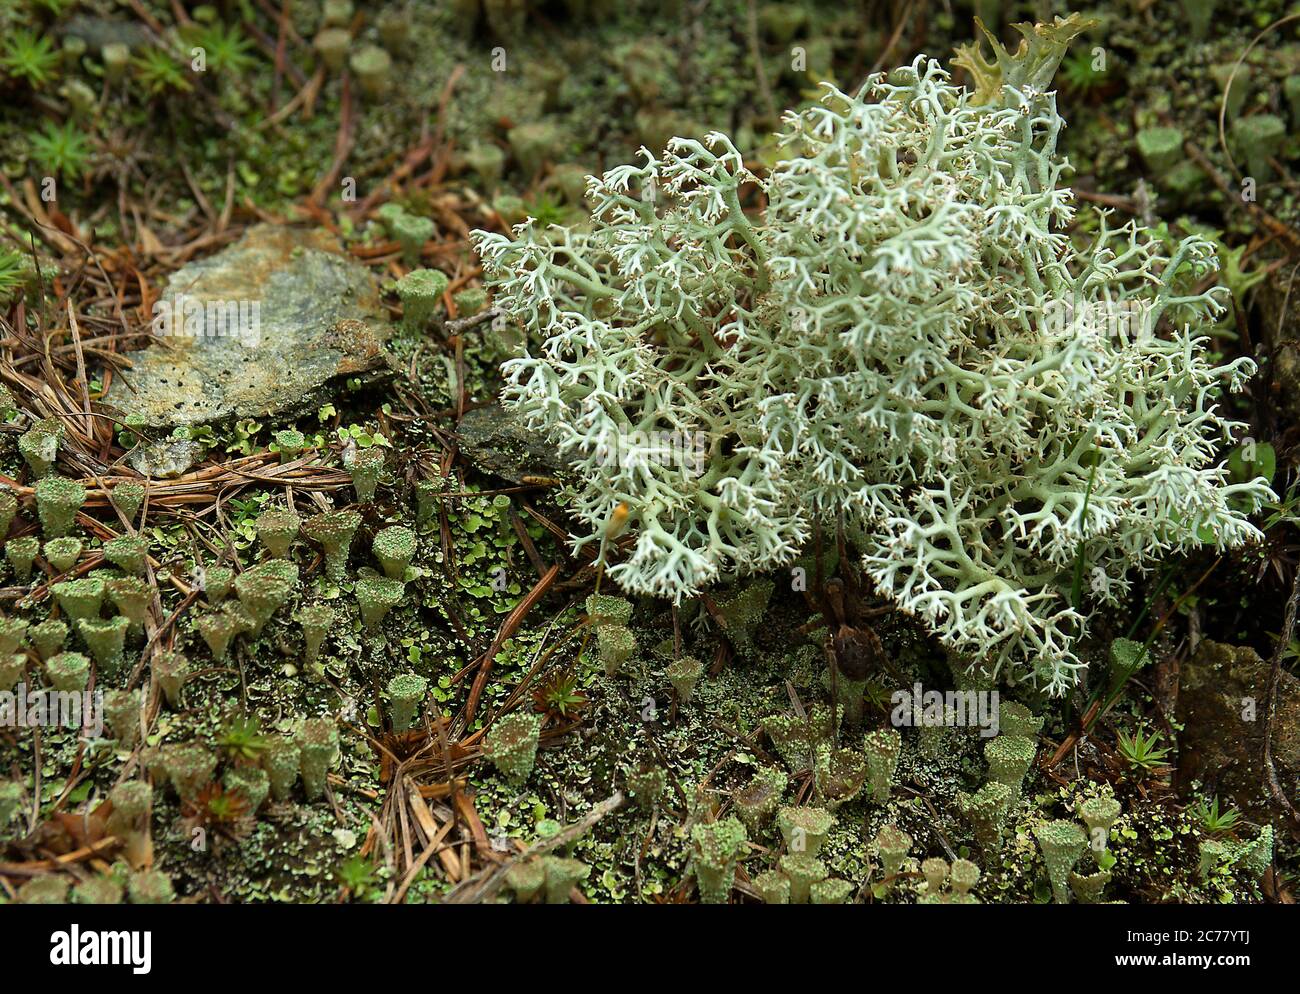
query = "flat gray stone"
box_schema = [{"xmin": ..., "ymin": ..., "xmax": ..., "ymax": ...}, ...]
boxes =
[
  {"xmin": 126, "ymin": 439, "xmax": 206, "ymax": 479},
  {"xmin": 104, "ymin": 225, "xmax": 392, "ymax": 429},
  {"xmin": 456, "ymin": 404, "xmax": 568, "ymax": 485}
]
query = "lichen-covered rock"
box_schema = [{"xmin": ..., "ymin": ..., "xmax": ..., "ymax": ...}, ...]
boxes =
[
  {"xmin": 1176, "ymin": 640, "xmax": 1300, "ymax": 824},
  {"xmin": 102, "ymin": 225, "xmax": 392, "ymax": 430}
]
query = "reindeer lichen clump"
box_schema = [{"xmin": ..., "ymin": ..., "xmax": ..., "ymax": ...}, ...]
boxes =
[{"xmin": 473, "ymin": 17, "xmax": 1270, "ymax": 692}]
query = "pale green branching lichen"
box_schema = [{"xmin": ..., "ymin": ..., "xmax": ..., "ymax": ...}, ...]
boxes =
[{"xmin": 474, "ymin": 34, "xmax": 1270, "ymax": 693}]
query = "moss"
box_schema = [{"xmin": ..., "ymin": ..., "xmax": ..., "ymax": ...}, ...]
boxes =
[
  {"xmin": 34, "ymin": 475, "xmax": 86, "ymax": 537},
  {"xmin": 303, "ymin": 510, "xmax": 361, "ymax": 581},
  {"xmin": 42, "ymin": 536, "xmax": 82, "ymax": 573},
  {"xmin": 256, "ymin": 507, "xmax": 301, "ymax": 558},
  {"xmin": 5, "ymin": 535, "xmax": 39, "ymax": 580},
  {"xmin": 373, "ymin": 525, "xmax": 416, "ymax": 579},
  {"xmin": 355, "ymin": 574, "xmax": 405, "ymax": 628},
  {"xmin": 77, "ymin": 615, "xmax": 130, "ymax": 676},
  {"xmin": 44, "ymin": 651, "xmax": 89, "ymax": 692},
  {"xmin": 483, "ymin": 711, "xmax": 542, "ymax": 785}
]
